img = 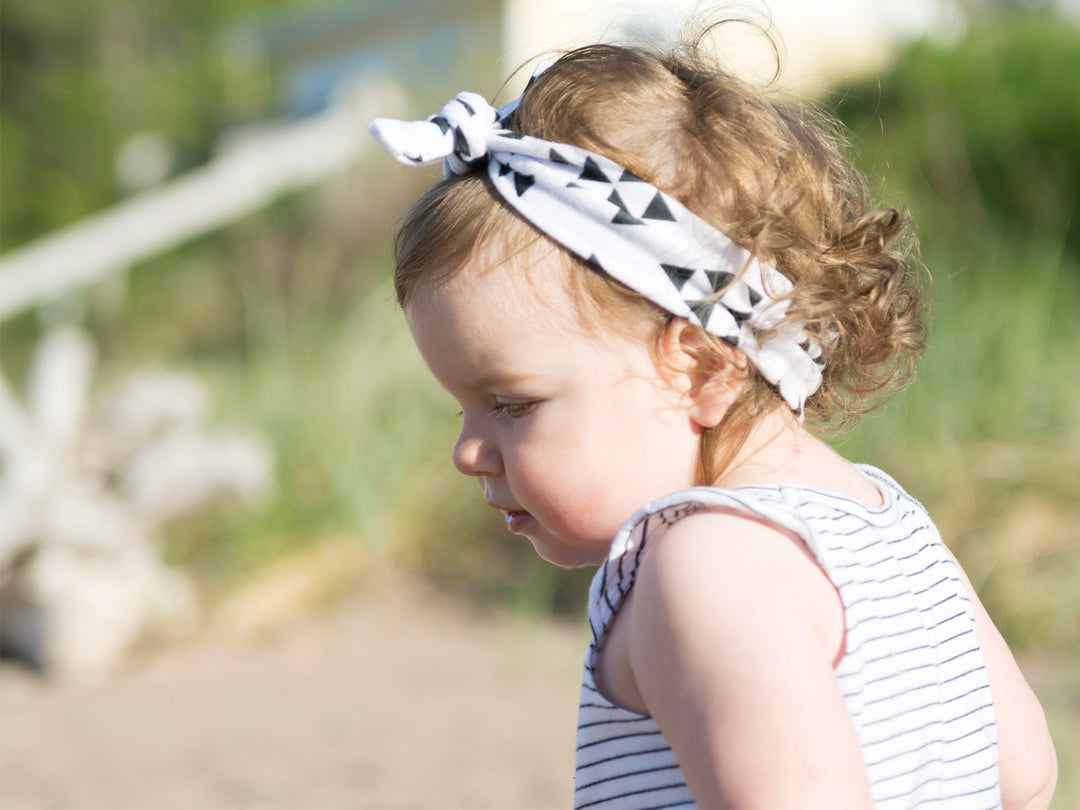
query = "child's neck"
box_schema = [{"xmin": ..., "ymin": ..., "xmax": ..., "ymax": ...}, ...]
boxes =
[{"xmin": 715, "ymin": 409, "xmax": 883, "ymax": 508}]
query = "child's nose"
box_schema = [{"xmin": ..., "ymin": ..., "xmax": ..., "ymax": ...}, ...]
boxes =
[{"xmin": 453, "ymin": 426, "xmax": 502, "ymax": 477}]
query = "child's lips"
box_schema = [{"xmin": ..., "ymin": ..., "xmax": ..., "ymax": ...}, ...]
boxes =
[
  {"xmin": 486, "ymin": 494, "xmax": 531, "ymax": 533},
  {"xmin": 502, "ymin": 510, "xmax": 531, "ymax": 534},
  {"xmin": 488, "ymin": 501, "xmax": 531, "ymax": 534}
]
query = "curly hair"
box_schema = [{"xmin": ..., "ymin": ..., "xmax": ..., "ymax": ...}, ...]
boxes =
[{"xmin": 394, "ymin": 28, "xmax": 927, "ymax": 484}]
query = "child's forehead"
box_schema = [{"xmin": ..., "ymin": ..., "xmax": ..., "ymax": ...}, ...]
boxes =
[
  {"xmin": 432, "ymin": 241, "xmax": 577, "ymax": 319},
  {"xmin": 409, "ymin": 237, "xmax": 657, "ymax": 351},
  {"xmin": 465, "ymin": 237, "xmax": 560, "ymax": 285}
]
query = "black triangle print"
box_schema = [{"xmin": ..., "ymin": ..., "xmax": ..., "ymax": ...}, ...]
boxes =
[
  {"xmin": 661, "ymin": 264, "xmax": 697, "ymax": 291},
  {"xmin": 497, "ymin": 161, "xmax": 513, "ymax": 176},
  {"xmin": 619, "ymin": 168, "xmax": 646, "ymax": 182},
  {"xmin": 457, "ymin": 98, "xmax": 475, "ymax": 115},
  {"xmin": 501, "ymin": 131, "xmax": 525, "ymax": 139},
  {"xmin": 748, "ymin": 288, "xmax": 762, "ymax": 306},
  {"xmin": 690, "ymin": 300, "xmax": 714, "ymax": 328},
  {"xmin": 607, "ymin": 189, "xmax": 642, "ymax": 225},
  {"xmin": 641, "ymin": 192, "xmax": 676, "ymax": 222},
  {"xmin": 566, "ymin": 181, "xmax": 581, "ymax": 189},
  {"xmin": 705, "ymin": 270, "xmax": 734, "ymax": 293},
  {"xmin": 730, "ymin": 309, "xmax": 752, "ymax": 324},
  {"xmin": 579, "ymin": 157, "xmax": 609, "ymax": 182},
  {"xmin": 431, "ymin": 116, "xmax": 451, "ymax": 135},
  {"xmin": 513, "ymin": 171, "xmax": 535, "ymax": 197},
  {"xmin": 454, "ymin": 128, "xmax": 471, "ymax": 158},
  {"xmin": 814, "ymin": 354, "xmax": 826, "ymax": 366},
  {"xmin": 549, "ymin": 148, "xmax": 572, "ymax": 165}
]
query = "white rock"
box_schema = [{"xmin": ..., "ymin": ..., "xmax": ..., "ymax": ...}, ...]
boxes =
[
  {"xmin": 38, "ymin": 474, "xmax": 149, "ymax": 554},
  {"xmin": 0, "ymin": 543, "xmax": 195, "ymax": 682},
  {"xmin": 0, "ymin": 331, "xmax": 271, "ymax": 681},
  {"xmin": 82, "ymin": 371, "xmax": 211, "ymax": 473},
  {"xmin": 0, "ymin": 380, "xmax": 51, "ymax": 565},
  {"xmin": 118, "ymin": 426, "xmax": 274, "ymax": 523}
]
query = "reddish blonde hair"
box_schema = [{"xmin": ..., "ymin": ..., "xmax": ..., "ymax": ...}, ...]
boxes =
[{"xmin": 394, "ymin": 32, "xmax": 926, "ymax": 484}]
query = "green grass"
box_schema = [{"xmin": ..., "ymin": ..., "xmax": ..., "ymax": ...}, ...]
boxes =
[
  {"xmin": 3, "ymin": 14, "xmax": 1078, "ymax": 795},
  {"xmin": 835, "ymin": 236, "xmax": 1080, "ymax": 647},
  {"xmin": 130, "ymin": 184, "xmax": 1076, "ymax": 801}
]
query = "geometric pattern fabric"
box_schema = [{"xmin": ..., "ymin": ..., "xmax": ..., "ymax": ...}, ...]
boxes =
[{"xmin": 369, "ymin": 84, "xmax": 825, "ymax": 414}]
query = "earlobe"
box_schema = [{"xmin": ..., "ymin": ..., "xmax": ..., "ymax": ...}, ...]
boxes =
[
  {"xmin": 659, "ymin": 319, "xmax": 745, "ymax": 429},
  {"xmin": 690, "ymin": 375, "xmax": 742, "ymax": 429}
]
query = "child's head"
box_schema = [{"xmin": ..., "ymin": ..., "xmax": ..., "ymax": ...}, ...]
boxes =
[
  {"xmin": 405, "ymin": 238, "xmax": 707, "ymax": 566},
  {"xmin": 383, "ymin": 32, "xmax": 926, "ymax": 486}
]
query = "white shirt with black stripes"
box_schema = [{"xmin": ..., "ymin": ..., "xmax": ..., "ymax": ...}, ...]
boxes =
[{"xmin": 574, "ymin": 465, "xmax": 1001, "ymax": 810}]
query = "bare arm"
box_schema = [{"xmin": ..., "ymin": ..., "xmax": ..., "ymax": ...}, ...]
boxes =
[
  {"xmin": 626, "ymin": 512, "xmax": 873, "ymax": 809},
  {"xmin": 947, "ymin": 550, "xmax": 1057, "ymax": 809}
]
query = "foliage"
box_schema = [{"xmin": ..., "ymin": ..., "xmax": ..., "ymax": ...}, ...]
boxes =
[
  {"xmin": 830, "ymin": 12, "xmax": 1080, "ymax": 262},
  {"xmin": 3, "ymin": 5, "xmax": 1078, "ymax": 645},
  {"xmin": 2, "ymin": 7, "xmax": 1075, "ymax": 801},
  {"xmin": 0, "ymin": 0, "xmax": 348, "ymax": 249},
  {"xmin": 828, "ymin": 13, "xmax": 1080, "ymax": 650}
]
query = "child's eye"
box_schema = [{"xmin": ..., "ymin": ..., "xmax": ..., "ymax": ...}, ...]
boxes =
[{"xmin": 491, "ymin": 400, "xmax": 539, "ymax": 419}]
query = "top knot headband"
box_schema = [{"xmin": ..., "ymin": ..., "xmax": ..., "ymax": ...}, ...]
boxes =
[{"xmin": 368, "ymin": 72, "xmax": 825, "ymax": 414}]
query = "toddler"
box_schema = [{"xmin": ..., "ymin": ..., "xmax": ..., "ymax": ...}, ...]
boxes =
[{"xmin": 369, "ymin": 32, "xmax": 1056, "ymax": 810}]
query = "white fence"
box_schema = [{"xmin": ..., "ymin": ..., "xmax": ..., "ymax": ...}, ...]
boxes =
[{"xmin": 0, "ymin": 82, "xmax": 402, "ymax": 321}]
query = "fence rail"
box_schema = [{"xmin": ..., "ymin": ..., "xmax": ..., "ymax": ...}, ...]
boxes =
[{"xmin": 0, "ymin": 83, "xmax": 400, "ymax": 322}]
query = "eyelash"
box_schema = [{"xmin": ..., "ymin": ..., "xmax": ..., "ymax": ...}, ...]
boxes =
[
  {"xmin": 491, "ymin": 401, "xmax": 539, "ymax": 419},
  {"xmin": 454, "ymin": 401, "xmax": 540, "ymax": 420}
]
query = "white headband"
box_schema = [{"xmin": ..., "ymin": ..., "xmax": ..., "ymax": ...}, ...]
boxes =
[{"xmin": 369, "ymin": 78, "xmax": 824, "ymax": 414}]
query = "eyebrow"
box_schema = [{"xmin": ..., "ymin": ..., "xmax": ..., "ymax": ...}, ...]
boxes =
[{"xmin": 466, "ymin": 369, "xmax": 545, "ymax": 390}]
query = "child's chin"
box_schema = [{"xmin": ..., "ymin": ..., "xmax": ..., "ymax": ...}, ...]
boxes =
[{"xmin": 528, "ymin": 536, "xmax": 606, "ymax": 569}]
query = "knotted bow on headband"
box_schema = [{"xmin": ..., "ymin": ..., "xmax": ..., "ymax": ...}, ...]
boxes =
[{"xmin": 369, "ymin": 81, "xmax": 825, "ymax": 414}]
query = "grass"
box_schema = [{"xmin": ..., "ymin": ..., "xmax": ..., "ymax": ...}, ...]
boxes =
[
  {"xmin": 2, "ymin": 18, "xmax": 1077, "ymax": 799},
  {"xmin": 835, "ymin": 231, "xmax": 1080, "ymax": 645},
  {"xmin": 832, "ymin": 232, "xmax": 1080, "ymax": 805},
  {"xmin": 104, "ymin": 181, "xmax": 1075, "ymax": 801},
  {"xmin": 2, "ymin": 122, "xmax": 1076, "ymax": 638}
]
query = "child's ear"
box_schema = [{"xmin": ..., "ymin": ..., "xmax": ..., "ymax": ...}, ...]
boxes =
[{"xmin": 658, "ymin": 319, "xmax": 745, "ymax": 429}]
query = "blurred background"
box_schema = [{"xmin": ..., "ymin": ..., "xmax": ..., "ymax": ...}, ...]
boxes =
[{"xmin": 1, "ymin": 0, "xmax": 1077, "ymax": 807}]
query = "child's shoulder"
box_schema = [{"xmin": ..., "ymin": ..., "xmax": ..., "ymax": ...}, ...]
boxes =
[
  {"xmin": 632, "ymin": 501, "xmax": 846, "ymax": 660},
  {"xmin": 602, "ymin": 463, "xmax": 906, "ymax": 572},
  {"xmin": 593, "ymin": 485, "xmax": 850, "ymax": 693},
  {"xmin": 593, "ymin": 462, "xmax": 918, "ymax": 663},
  {"xmin": 592, "ymin": 474, "xmax": 900, "ymax": 707},
  {"xmin": 595, "ymin": 501, "xmax": 872, "ymax": 805}
]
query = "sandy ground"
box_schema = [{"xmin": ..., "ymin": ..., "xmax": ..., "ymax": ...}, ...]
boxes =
[
  {"xmin": 0, "ymin": 574, "xmax": 589, "ymax": 810},
  {"xmin": 2, "ymin": 570, "xmax": 1076, "ymax": 810}
]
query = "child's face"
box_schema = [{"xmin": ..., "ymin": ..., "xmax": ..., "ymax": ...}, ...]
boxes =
[{"xmin": 406, "ymin": 245, "xmax": 703, "ymax": 567}]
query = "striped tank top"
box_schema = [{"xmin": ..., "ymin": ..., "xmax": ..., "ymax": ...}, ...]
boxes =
[{"xmin": 575, "ymin": 465, "xmax": 1001, "ymax": 809}]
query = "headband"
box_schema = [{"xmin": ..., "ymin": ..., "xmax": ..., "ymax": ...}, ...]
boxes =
[{"xmin": 368, "ymin": 76, "xmax": 825, "ymax": 414}]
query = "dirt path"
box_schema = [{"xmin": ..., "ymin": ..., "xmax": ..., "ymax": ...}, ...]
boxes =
[
  {"xmin": 0, "ymin": 575, "xmax": 588, "ymax": 810},
  {"xmin": 3, "ymin": 570, "xmax": 1076, "ymax": 810}
]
